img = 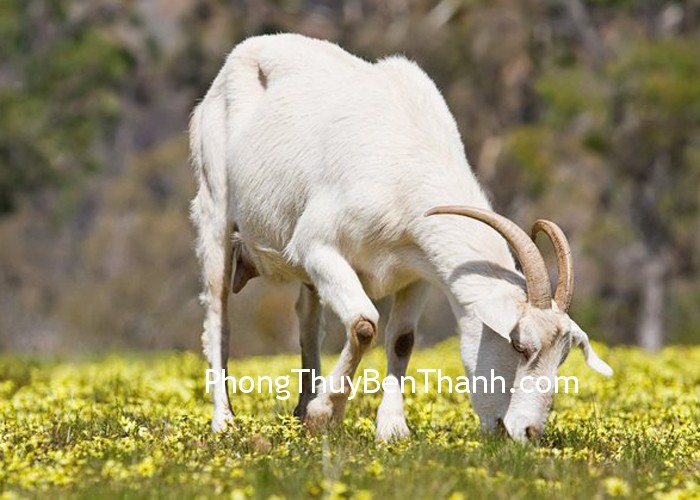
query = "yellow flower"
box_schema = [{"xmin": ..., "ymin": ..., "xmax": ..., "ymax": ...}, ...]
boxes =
[
  {"xmin": 604, "ymin": 477, "xmax": 631, "ymax": 497},
  {"xmin": 365, "ymin": 460, "xmax": 384, "ymax": 478}
]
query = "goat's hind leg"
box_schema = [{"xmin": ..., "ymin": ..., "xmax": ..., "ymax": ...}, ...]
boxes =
[
  {"xmin": 293, "ymin": 285, "xmax": 324, "ymax": 419},
  {"xmin": 192, "ymin": 190, "xmax": 234, "ymax": 432}
]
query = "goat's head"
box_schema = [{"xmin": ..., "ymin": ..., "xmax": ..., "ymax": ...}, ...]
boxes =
[{"xmin": 426, "ymin": 206, "xmax": 613, "ymax": 442}]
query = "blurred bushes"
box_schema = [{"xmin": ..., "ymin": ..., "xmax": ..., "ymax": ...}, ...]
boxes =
[
  {"xmin": 0, "ymin": 0, "xmax": 699, "ymax": 353},
  {"xmin": 0, "ymin": 0, "xmax": 135, "ymax": 214}
]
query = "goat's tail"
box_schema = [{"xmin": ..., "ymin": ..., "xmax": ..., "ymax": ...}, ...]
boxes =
[
  {"xmin": 189, "ymin": 40, "xmax": 268, "ymax": 221},
  {"xmin": 189, "ymin": 79, "xmax": 234, "ymax": 357},
  {"xmin": 189, "ymin": 79, "xmax": 229, "ymax": 215},
  {"xmin": 189, "ymin": 40, "xmax": 272, "ymax": 312}
]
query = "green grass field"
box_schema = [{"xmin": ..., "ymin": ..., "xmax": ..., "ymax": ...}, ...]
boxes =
[{"xmin": 1, "ymin": 339, "xmax": 699, "ymax": 499}]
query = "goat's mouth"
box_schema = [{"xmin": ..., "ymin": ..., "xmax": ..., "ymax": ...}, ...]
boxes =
[{"xmin": 495, "ymin": 418, "xmax": 542, "ymax": 442}]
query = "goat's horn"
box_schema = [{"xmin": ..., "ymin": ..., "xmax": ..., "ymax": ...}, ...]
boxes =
[
  {"xmin": 425, "ymin": 205, "xmax": 552, "ymax": 309},
  {"xmin": 531, "ymin": 220, "xmax": 573, "ymax": 312}
]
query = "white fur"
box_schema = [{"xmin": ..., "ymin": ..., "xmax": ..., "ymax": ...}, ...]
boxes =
[{"xmin": 190, "ymin": 34, "xmax": 612, "ymax": 442}]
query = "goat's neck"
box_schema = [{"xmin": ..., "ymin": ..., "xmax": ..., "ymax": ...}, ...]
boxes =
[{"xmin": 416, "ymin": 217, "xmax": 526, "ymax": 309}]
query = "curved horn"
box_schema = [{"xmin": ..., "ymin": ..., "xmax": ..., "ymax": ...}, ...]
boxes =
[
  {"xmin": 531, "ymin": 220, "xmax": 574, "ymax": 312},
  {"xmin": 425, "ymin": 205, "xmax": 552, "ymax": 309}
]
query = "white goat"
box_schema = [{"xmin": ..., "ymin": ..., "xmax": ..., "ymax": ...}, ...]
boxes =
[{"xmin": 189, "ymin": 33, "xmax": 612, "ymax": 442}]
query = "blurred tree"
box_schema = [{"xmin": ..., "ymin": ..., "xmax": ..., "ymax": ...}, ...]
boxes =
[
  {"xmin": 529, "ymin": 3, "xmax": 700, "ymax": 350},
  {"xmin": 0, "ymin": 0, "xmax": 134, "ymax": 214},
  {"xmin": 606, "ymin": 38, "xmax": 700, "ymax": 350},
  {"xmin": 1, "ymin": 0, "xmax": 699, "ymax": 353}
]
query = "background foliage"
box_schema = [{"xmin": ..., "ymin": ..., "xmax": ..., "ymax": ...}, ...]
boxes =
[{"xmin": 1, "ymin": 0, "xmax": 699, "ymax": 354}]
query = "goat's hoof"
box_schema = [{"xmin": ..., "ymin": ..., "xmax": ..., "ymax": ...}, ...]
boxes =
[
  {"xmin": 294, "ymin": 395, "xmax": 314, "ymax": 419},
  {"xmin": 375, "ymin": 415, "xmax": 410, "ymax": 442},
  {"xmin": 293, "ymin": 403, "xmax": 306, "ymax": 420},
  {"xmin": 305, "ymin": 397, "xmax": 334, "ymax": 433},
  {"xmin": 211, "ymin": 411, "xmax": 234, "ymax": 432}
]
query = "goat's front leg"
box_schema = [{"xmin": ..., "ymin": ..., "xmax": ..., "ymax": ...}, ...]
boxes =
[
  {"xmin": 293, "ymin": 284, "xmax": 324, "ymax": 419},
  {"xmin": 375, "ymin": 281, "xmax": 428, "ymax": 442},
  {"xmin": 301, "ymin": 245, "xmax": 379, "ymax": 431}
]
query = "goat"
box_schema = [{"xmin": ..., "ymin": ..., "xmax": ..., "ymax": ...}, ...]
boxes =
[{"xmin": 189, "ymin": 33, "xmax": 612, "ymax": 442}]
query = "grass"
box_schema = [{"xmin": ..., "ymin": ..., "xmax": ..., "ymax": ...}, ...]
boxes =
[{"xmin": 0, "ymin": 339, "xmax": 699, "ymax": 499}]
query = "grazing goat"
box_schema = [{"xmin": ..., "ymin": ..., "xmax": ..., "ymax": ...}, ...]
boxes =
[{"xmin": 189, "ymin": 34, "xmax": 612, "ymax": 442}]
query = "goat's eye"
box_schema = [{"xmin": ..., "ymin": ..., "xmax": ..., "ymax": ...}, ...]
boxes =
[
  {"xmin": 513, "ymin": 340, "xmax": 533, "ymax": 360},
  {"xmin": 512, "ymin": 341, "xmax": 529, "ymax": 358}
]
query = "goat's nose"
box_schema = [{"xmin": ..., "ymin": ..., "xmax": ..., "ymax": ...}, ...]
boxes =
[{"xmin": 525, "ymin": 425, "xmax": 542, "ymax": 441}]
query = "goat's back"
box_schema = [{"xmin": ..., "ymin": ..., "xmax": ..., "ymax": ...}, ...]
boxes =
[{"xmin": 194, "ymin": 34, "xmax": 489, "ymax": 289}]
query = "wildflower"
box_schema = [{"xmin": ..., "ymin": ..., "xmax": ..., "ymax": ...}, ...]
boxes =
[{"xmin": 604, "ymin": 477, "xmax": 631, "ymax": 497}]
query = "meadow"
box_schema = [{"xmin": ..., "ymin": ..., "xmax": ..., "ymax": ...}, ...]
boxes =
[{"xmin": 1, "ymin": 338, "xmax": 698, "ymax": 499}]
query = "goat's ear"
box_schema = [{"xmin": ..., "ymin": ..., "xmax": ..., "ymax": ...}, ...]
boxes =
[
  {"xmin": 570, "ymin": 319, "xmax": 614, "ymax": 377},
  {"xmin": 473, "ymin": 290, "xmax": 521, "ymax": 341}
]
